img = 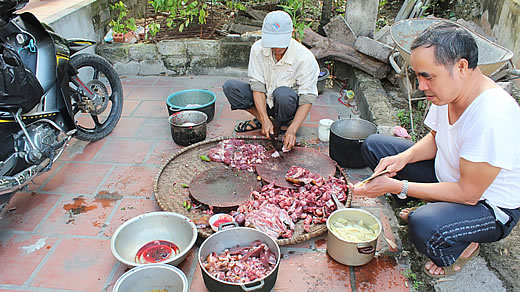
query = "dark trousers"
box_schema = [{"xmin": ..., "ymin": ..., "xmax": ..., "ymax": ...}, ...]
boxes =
[
  {"xmin": 222, "ymin": 79, "xmax": 299, "ymax": 125},
  {"xmin": 362, "ymin": 134, "xmax": 520, "ymax": 267}
]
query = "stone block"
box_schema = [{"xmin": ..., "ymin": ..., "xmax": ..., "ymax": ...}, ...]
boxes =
[
  {"xmin": 114, "ymin": 61, "xmax": 140, "ymax": 76},
  {"xmin": 96, "ymin": 44, "xmax": 130, "ymax": 64},
  {"xmin": 128, "ymin": 44, "xmax": 160, "ymax": 61},
  {"xmin": 374, "ymin": 25, "xmax": 395, "ymax": 46},
  {"xmin": 185, "ymin": 40, "xmax": 220, "ymax": 57},
  {"xmin": 138, "ymin": 59, "xmax": 168, "ymax": 76},
  {"xmin": 323, "ymin": 15, "xmax": 357, "ymax": 47},
  {"xmin": 355, "ymin": 36, "xmax": 394, "ymax": 63},
  {"xmin": 157, "ymin": 40, "xmax": 187, "ymax": 56},
  {"xmin": 219, "ymin": 42, "xmax": 251, "ymax": 68},
  {"xmin": 345, "ymin": 0, "xmax": 379, "ymax": 38}
]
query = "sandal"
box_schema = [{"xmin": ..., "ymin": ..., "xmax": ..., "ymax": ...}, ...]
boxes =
[
  {"xmin": 234, "ymin": 118, "xmax": 262, "ymax": 132},
  {"xmin": 424, "ymin": 245, "xmax": 480, "ymax": 278},
  {"xmin": 399, "ymin": 206, "xmax": 419, "ymax": 222}
]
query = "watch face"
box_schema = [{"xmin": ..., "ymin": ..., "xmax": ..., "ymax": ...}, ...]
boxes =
[{"xmin": 397, "ymin": 193, "xmax": 407, "ymax": 199}]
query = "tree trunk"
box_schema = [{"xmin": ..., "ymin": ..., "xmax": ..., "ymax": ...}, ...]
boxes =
[{"xmin": 303, "ymin": 28, "xmax": 389, "ymax": 79}]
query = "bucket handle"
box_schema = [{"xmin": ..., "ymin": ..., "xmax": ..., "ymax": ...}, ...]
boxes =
[
  {"xmin": 357, "ymin": 245, "xmax": 375, "ymax": 255},
  {"xmin": 241, "ymin": 279, "xmax": 265, "ymax": 291},
  {"xmin": 169, "ymin": 106, "xmax": 182, "ymax": 113}
]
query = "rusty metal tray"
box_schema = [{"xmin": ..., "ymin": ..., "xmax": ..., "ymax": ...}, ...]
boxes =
[
  {"xmin": 189, "ymin": 167, "xmax": 261, "ymax": 212},
  {"xmin": 256, "ymin": 146, "xmax": 337, "ymax": 189}
]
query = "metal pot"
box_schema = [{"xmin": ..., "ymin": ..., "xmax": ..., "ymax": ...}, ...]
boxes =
[
  {"xmin": 329, "ymin": 118, "xmax": 378, "ymax": 168},
  {"xmin": 326, "ymin": 208, "xmax": 382, "ymax": 266},
  {"xmin": 198, "ymin": 227, "xmax": 281, "ymax": 292},
  {"xmin": 169, "ymin": 110, "xmax": 208, "ymax": 146},
  {"xmin": 113, "ymin": 263, "xmax": 188, "ymax": 292}
]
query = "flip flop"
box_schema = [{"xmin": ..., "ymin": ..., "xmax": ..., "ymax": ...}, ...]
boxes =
[
  {"xmin": 399, "ymin": 206, "xmax": 419, "ymax": 222},
  {"xmin": 424, "ymin": 245, "xmax": 480, "ymax": 278},
  {"xmin": 234, "ymin": 118, "xmax": 262, "ymax": 132}
]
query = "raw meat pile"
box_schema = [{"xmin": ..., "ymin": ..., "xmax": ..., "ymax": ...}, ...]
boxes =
[
  {"xmin": 237, "ymin": 175, "xmax": 349, "ymax": 238},
  {"xmin": 202, "ymin": 240, "xmax": 276, "ymax": 283},
  {"xmin": 285, "ymin": 166, "xmax": 324, "ymax": 186},
  {"xmin": 207, "ymin": 139, "xmax": 267, "ymax": 172}
]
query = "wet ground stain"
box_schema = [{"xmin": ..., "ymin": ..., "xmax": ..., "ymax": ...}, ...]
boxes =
[{"xmin": 63, "ymin": 197, "xmax": 97, "ymax": 215}]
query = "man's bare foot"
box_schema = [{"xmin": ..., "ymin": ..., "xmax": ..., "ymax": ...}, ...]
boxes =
[
  {"xmin": 424, "ymin": 242, "xmax": 480, "ymax": 277},
  {"xmin": 399, "ymin": 207, "xmax": 418, "ymax": 221}
]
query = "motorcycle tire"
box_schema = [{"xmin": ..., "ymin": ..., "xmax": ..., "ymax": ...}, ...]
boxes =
[{"xmin": 70, "ymin": 53, "xmax": 123, "ymax": 142}]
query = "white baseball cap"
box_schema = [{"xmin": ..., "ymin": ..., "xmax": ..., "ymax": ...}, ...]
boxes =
[{"xmin": 261, "ymin": 10, "xmax": 293, "ymax": 48}]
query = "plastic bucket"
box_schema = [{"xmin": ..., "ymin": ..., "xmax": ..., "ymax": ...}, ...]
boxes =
[
  {"xmin": 317, "ymin": 67, "xmax": 330, "ymax": 94},
  {"xmin": 166, "ymin": 89, "xmax": 216, "ymax": 123}
]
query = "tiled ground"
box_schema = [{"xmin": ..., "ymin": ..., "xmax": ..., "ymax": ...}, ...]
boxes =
[{"xmin": 0, "ymin": 75, "xmax": 411, "ymax": 291}]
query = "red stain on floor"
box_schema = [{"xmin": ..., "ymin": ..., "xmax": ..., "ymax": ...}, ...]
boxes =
[{"xmin": 63, "ymin": 197, "xmax": 97, "ymax": 215}]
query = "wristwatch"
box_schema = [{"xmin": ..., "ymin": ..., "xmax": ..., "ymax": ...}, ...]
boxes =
[{"xmin": 398, "ymin": 180, "xmax": 408, "ymax": 199}]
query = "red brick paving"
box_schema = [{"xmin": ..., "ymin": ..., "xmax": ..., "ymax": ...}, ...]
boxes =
[{"xmin": 0, "ymin": 76, "xmax": 410, "ymax": 291}]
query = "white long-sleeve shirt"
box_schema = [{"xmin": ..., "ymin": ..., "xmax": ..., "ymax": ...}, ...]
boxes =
[{"xmin": 247, "ymin": 38, "xmax": 319, "ymax": 108}]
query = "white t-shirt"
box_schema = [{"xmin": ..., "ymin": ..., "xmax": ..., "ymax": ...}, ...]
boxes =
[
  {"xmin": 247, "ymin": 38, "xmax": 319, "ymax": 108},
  {"xmin": 424, "ymin": 87, "xmax": 520, "ymax": 209}
]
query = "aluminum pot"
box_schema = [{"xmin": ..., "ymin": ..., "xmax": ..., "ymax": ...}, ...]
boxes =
[
  {"xmin": 113, "ymin": 263, "xmax": 188, "ymax": 292},
  {"xmin": 326, "ymin": 208, "xmax": 382, "ymax": 266},
  {"xmin": 198, "ymin": 227, "xmax": 281, "ymax": 292},
  {"xmin": 329, "ymin": 118, "xmax": 378, "ymax": 168},
  {"xmin": 169, "ymin": 110, "xmax": 207, "ymax": 146},
  {"xmin": 110, "ymin": 211, "xmax": 197, "ymax": 267}
]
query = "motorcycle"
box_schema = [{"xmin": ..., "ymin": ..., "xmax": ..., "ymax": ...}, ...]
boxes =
[{"xmin": 0, "ymin": 0, "xmax": 123, "ymax": 217}]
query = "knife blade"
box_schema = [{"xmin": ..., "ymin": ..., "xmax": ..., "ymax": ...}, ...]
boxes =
[
  {"xmin": 357, "ymin": 169, "xmax": 391, "ymax": 186},
  {"xmin": 269, "ymin": 133, "xmax": 284, "ymax": 159}
]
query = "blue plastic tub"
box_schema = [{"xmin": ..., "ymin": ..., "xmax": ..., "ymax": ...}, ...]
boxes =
[{"xmin": 166, "ymin": 89, "xmax": 216, "ymax": 123}]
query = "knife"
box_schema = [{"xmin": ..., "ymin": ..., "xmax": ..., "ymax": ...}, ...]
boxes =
[
  {"xmin": 357, "ymin": 169, "xmax": 391, "ymax": 186},
  {"xmin": 269, "ymin": 133, "xmax": 284, "ymax": 159}
]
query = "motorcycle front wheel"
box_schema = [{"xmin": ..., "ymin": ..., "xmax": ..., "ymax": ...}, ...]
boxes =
[{"xmin": 69, "ymin": 53, "xmax": 123, "ymax": 141}]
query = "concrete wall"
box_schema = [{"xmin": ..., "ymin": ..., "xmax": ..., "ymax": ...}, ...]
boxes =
[
  {"xmin": 44, "ymin": 0, "xmax": 145, "ymax": 43},
  {"xmin": 478, "ymin": 0, "xmax": 520, "ymax": 78},
  {"xmin": 96, "ymin": 35, "xmax": 255, "ymax": 76}
]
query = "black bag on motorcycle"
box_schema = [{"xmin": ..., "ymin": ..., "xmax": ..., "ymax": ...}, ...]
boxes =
[{"xmin": 0, "ymin": 41, "xmax": 43, "ymax": 112}]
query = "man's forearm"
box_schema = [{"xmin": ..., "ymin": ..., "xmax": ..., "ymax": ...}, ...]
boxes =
[
  {"xmin": 252, "ymin": 91, "xmax": 270, "ymax": 123},
  {"xmin": 288, "ymin": 104, "xmax": 311, "ymax": 133}
]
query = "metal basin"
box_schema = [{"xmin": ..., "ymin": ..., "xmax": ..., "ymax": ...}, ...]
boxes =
[
  {"xmin": 113, "ymin": 263, "xmax": 188, "ymax": 292},
  {"xmin": 110, "ymin": 211, "xmax": 197, "ymax": 267},
  {"xmin": 390, "ymin": 18, "xmax": 513, "ymax": 76}
]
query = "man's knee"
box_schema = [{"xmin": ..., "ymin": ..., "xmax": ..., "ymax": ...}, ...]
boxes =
[
  {"xmin": 222, "ymin": 80, "xmax": 238, "ymax": 97},
  {"xmin": 272, "ymin": 86, "xmax": 298, "ymax": 107}
]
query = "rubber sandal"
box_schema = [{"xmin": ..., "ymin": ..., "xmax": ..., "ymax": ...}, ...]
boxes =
[
  {"xmin": 424, "ymin": 245, "xmax": 480, "ymax": 278},
  {"xmin": 234, "ymin": 118, "xmax": 262, "ymax": 132},
  {"xmin": 399, "ymin": 206, "xmax": 419, "ymax": 222}
]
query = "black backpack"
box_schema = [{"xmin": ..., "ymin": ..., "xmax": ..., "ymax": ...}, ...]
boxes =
[{"xmin": 0, "ymin": 41, "xmax": 43, "ymax": 112}]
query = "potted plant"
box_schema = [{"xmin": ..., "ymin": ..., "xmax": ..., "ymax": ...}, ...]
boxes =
[{"xmin": 109, "ymin": 1, "xmax": 136, "ymax": 43}]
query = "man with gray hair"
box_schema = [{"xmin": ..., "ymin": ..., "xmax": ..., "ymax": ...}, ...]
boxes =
[
  {"xmin": 223, "ymin": 10, "xmax": 319, "ymax": 150},
  {"xmin": 349, "ymin": 22, "xmax": 520, "ymax": 278}
]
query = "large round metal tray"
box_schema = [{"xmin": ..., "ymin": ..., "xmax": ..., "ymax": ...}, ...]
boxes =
[{"xmin": 154, "ymin": 136, "xmax": 352, "ymax": 246}]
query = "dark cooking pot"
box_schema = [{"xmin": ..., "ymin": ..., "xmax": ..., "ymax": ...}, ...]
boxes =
[
  {"xmin": 329, "ymin": 118, "xmax": 378, "ymax": 168},
  {"xmin": 169, "ymin": 110, "xmax": 207, "ymax": 146},
  {"xmin": 198, "ymin": 227, "xmax": 281, "ymax": 292}
]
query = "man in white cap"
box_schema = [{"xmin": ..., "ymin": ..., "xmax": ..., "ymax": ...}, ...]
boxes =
[{"xmin": 223, "ymin": 10, "xmax": 319, "ymax": 150}]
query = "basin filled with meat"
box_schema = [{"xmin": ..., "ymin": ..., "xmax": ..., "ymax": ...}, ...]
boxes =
[{"xmin": 198, "ymin": 227, "xmax": 280, "ymax": 292}]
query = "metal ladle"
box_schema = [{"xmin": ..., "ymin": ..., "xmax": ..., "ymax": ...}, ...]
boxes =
[{"xmin": 331, "ymin": 193, "xmax": 397, "ymax": 250}]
